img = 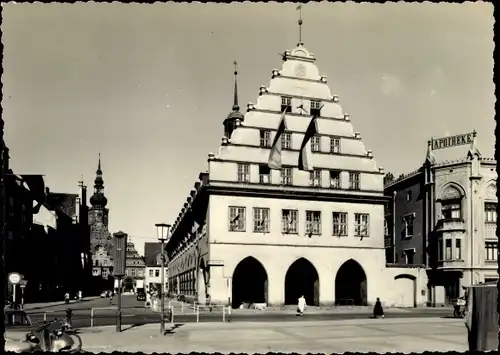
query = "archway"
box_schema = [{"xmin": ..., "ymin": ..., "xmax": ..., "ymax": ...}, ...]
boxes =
[
  {"xmin": 335, "ymin": 259, "xmax": 367, "ymax": 306},
  {"xmin": 231, "ymin": 257, "xmax": 268, "ymax": 309},
  {"xmin": 284, "ymin": 258, "xmax": 319, "ymax": 306}
]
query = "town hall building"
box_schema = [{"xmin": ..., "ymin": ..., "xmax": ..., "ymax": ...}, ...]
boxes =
[{"xmin": 166, "ymin": 39, "xmax": 428, "ymax": 308}]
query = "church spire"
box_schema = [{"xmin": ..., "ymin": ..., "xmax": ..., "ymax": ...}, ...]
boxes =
[
  {"xmin": 90, "ymin": 153, "xmax": 108, "ymax": 208},
  {"xmin": 296, "ymin": 5, "xmax": 303, "ymax": 46},
  {"xmin": 232, "ymin": 61, "xmax": 240, "ymax": 112}
]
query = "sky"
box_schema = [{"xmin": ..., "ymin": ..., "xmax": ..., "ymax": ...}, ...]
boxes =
[{"xmin": 2, "ymin": 2, "xmax": 494, "ymax": 255}]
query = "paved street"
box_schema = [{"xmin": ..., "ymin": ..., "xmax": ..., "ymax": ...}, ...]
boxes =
[
  {"xmin": 25, "ymin": 295, "xmax": 454, "ymax": 328},
  {"xmin": 79, "ymin": 317, "xmax": 468, "ymax": 353}
]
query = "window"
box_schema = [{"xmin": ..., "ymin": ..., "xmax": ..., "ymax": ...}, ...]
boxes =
[
  {"xmin": 281, "ymin": 132, "xmax": 292, "ymax": 150},
  {"xmin": 445, "ymin": 239, "xmax": 452, "ymax": 260},
  {"xmin": 354, "ymin": 213, "xmax": 369, "ymax": 237},
  {"xmin": 404, "ymin": 249, "xmax": 415, "ymax": 264},
  {"xmin": 310, "ymin": 100, "xmax": 322, "ymax": 116},
  {"xmin": 402, "ymin": 214, "xmax": 415, "ymax": 239},
  {"xmin": 349, "ymin": 172, "xmax": 360, "ymax": 190},
  {"xmin": 441, "ymin": 200, "xmax": 461, "ymax": 220},
  {"xmin": 330, "ymin": 137, "xmax": 341, "ymax": 154},
  {"xmin": 329, "ymin": 170, "xmax": 341, "ymax": 189},
  {"xmin": 485, "ymin": 241, "xmax": 497, "ymax": 261},
  {"xmin": 485, "ymin": 203, "xmax": 497, "ymax": 223},
  {"xmin": 237, "ymin": 164, "xmax": 250, "ymax": 183},
  {"xmin": 406, "ymin": 190, "xmax": 412, "ymax": 202},
  {"xmin": 228, "ymin": 206, "xmax": 246, "ymax": 232},
  {"xmin": 149, "ymin": 269, "xmax": 154, "ymax": 277},
  {"xmin": 309, "ymin": 169, "xmax": 321, "ymax": 187},
  {"xmin": 332, "ymin": 212, "xmax": 348, "ymax": 236},
  {"xmin": 281, "ymin": 96, "xmax": 292, "ymax": 112},
  {"xmin": 306, "ymin": 211, "xmax": 321, "ymax": 235},
  {"xmin": 131, "ymin": 269, "xmax": 136, "ymax": 277},
  {"xmin": 253, "ymin": 208, "xmax": 270, "ymax": 233},
  {"xmin": 311, "ymin": 136, "xmax": 321, "ymax": 152},
  {"xmin": 260, "ymin": 130, "xmax": 271, "ymax": 147},
  {"xmin": 455, "ymin": 239, "xmax": 462, "ymax": 260},
  {"xmin": 282, "ymin": 209, "xmax": 298, "ymax": 234},
  {"xmin": 281, "ymin": 167, "xmax": 293, "ymax": 186},
  {"xmin": 259, "ymin": 165, "xmax": 271, "ymax": 184}
]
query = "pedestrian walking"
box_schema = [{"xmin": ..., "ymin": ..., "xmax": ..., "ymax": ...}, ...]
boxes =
[
  {"xmin": 108, "ymin": 292, "xmax": 113, "ymax": 305},
  {"xmin": 65, "ymin": 308, "xmax": 73, "ymax": 328},
  {"xmin": 77, "ymin": 290, "xmax": 82, "ymax": 302},
  {"xmin": 373, "ymin": 297, "xmax": 384, "ymax": 318},
  {"xmin": 297, "ymin": 295, "xmax": 306, "ymax": 316},
  {"xmin": 64, "ymin": 292, "xmax": 70, "ymax": 304}
]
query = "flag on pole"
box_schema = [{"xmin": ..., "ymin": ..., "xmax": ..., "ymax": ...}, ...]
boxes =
[
  {"xmin": 298, "ymin": 114, "xmax": 319, "ymax": 171},
  {"xmin": 268, "ymin": 106, "xmax": 289, "ymax": 170}
]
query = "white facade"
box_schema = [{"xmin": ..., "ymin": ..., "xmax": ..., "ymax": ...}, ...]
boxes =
[
  {"xmin": 144, "ymin": 266, "xmax": 168, "ymax": 293},
  {"xmin": 167, "ymin": 43, "xmax": 427, "ymax": 308}
]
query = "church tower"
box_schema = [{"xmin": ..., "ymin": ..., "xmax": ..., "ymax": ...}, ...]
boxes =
[
  {"xmin": 88, "ymin": 154, "xmax": 113, "ymax": 278},
  {"xmin": 223, "ymin": 61, "xmax": 244, "ymax": 139}
]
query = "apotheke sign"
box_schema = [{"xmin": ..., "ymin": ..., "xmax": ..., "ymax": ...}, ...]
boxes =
[{"xmin": 431, "ymin": 132, "xmax": 474, "ymax": 150}]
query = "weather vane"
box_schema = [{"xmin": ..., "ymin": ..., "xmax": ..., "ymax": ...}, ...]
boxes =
[
  {"xmin": 297, "ymin": 5, "xmax": 303, "ymax": 45},
  {"xmin": 233, "ymin": 60, "xmax": 238, "ymax": 75}
]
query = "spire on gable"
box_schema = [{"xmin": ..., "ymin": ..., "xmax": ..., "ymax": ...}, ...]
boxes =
[
  {"xmin": 425, "ymin": 140, "xmax": 436, "ymax": 165},
  {"xmin": 232, "ymin": 61, "xmax": 240, "ymax": 112},
  {"xmin": 467, "ymin": 130, "xmax": 481, "ymax": 160},
  {"xmin": 223, "ymin": 61, "xmax": 244, "ymax": 139}
]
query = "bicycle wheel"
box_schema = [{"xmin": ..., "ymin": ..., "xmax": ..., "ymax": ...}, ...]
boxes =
[{"xmin": 67, "ymin": 334, "xmax": 83, "ymax": 353}]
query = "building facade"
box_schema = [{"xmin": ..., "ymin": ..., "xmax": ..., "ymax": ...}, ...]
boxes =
[
  {"xmin": 88, "ymin": 155, "xmax": 114, "ymax": 281},
  {"xmin": 384, "ymin": 132, "xmax": 497, "ymax": 305},
  {"xmin": 166, "ymin": 41, "xmax": 427, "ymax": 308},
  {"xmin": 125, "ymin": 241, "xmax": 146, "ymax": 291},
  {"xmin": 144, "ymin": 242, "xmax": 168, "ymax": 293}
]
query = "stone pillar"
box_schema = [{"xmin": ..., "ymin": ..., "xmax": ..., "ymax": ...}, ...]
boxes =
[
  {"xmin": 176, "ymin": 275, "xmax": 180, "ymax": 295},
  {"xmin": 208, "ymin": 265, "xmax": 227, "ymax": 305},
  {"xmin": 197, "ymin": 268, "xmax": 206, "ymax": 304}
]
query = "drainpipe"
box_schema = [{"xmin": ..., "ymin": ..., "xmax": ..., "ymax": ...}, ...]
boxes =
[
  {"xmin": 470, "ymin": 167, "xmax": 474, "ymax": 287},
  {"xmin": 392, "ymin": 191, "xmax": 397, "ymax": 263}
]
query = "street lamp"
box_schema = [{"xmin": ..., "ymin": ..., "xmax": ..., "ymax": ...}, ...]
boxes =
[{"xmin": 155, "ymin": 223, "xmax": 171, "ymax": 335}]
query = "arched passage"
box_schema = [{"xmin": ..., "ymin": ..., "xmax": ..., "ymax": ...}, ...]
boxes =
[
  {"xmin": 335, "ymin": 259, "xmax": 367, "ymax": 306},
  {"xmin": 284, "ymin": 258, "xmax": 319, "ymax": 306},
  {"xmin": 231, "ymin": 257, "xmax": 268, "ymax": 309},
  {"xmin": 394, "ymin": 274, "xmax": 417, "ymax": 307}
]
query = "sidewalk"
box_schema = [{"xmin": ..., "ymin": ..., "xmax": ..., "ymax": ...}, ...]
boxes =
[
  {"xmin": 79, "ymin": 316, "xmax": 467, "ymax": 353},
  {"xmin": 22, "ymin": 296, "xmax": 100, "ymax": 311}
]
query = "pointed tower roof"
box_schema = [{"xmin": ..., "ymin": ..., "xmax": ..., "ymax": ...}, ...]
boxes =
[
  {"xmin": 90, "ymin": 153, "xmax": 108, "ymax": 208},
  {"xmin": 225, "ymin": 61, "xmax": 244, "ymax": 122}
]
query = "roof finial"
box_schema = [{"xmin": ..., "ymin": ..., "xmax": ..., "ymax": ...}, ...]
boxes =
[
  {"xmin": 296, "ymin": 5, "xmax": 303, "ymax": 46},
  {"xmin": 97, "ymin": 153, "xmax": 102, "ymax": 173},
  {"xmin": 426, "ymin": 139, "xmax": 436, "ymax": 165},
  {"xmin": 232, "ymin": 60, "xmax": 240, "ymax": 112}
]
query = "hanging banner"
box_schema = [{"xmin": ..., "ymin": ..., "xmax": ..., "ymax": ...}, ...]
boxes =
[{"xmin": 431, "ymin": 132, "xmax": 474, "ymax": 150}]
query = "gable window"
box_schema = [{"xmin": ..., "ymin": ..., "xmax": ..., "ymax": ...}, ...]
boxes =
[
  {"xmin": 441, "ymin": 200, "xmax": 461, "ymax": 220},
  {"xmin": 332, "ymin": 212, "xmax": 348, "ymax": 236},
  {"xmin": 401, "ymin": 213, "xmax": 415, "ymax": 239},
  {"xmin": 309, "ymin": 169, "xmax": 321, "ymax": 187},
  {"xmin": 281, "ymin": 96, "xmax": 292, "ymax": 113},
  {"xmin": 485, "ymin": 202, "xmax": 497, "ymax": 223},
  {"xmin": 311, "ymin": 135, "xmax": 321, "ymax": 152},
  {"xmin": 259, "ymin": 165, "xmax": 271, "ymax": 184},
  {"xmin": 354, "ymin": 213, "xmax": 369, "ymax": 237},
  {"xmin": 150, "ymin": 268, "xmax": 155, "ymax": 277},
  {"xmin": 237, "ymin": 163, "xmax": 250, "ymax": 183},
  {"xmin": 329, "ymin": 170, "xmax": 341, "ymax": 189},
  {"xmin": 485, "ymin": 241, "xmax": 498, "ymax": 261},
  {"xmin": 253, "ymin": 207, "xmax": 270, "ymax": 233},
  {"xmin": 228, "ymin": 206, "xmax": 246, "ymax": 232},
  {"xmin": 281, "ymin": 132, "xmax": 292, "ymax": 150},
  {"xmin": 282, "ymin": 209, "xmax": 298, "ymax": 234},
  {"xmin": 310, "ymin": 100, "xmax": 322, "ymax": 116},
  {"xmin": 406, "ymin": 190, "xmax": 412, "ymax": 202},
  {"xmin": 260, "ymin": 130, "xmax": 271, "ymax": 147},
  {"xmin": 281, "ymin": 167, "xmax": 293, "ymax": 186},
  {"xmin": 348, "ymin": 172, "xmax": 361, "ymax": 190},
  {"xmin": 305, "ymin": 211, "xmax": 321, "ymax": 235},
  {"xmin": 330, "ymin": 137, "xmax": 341, "ymax": 154}
]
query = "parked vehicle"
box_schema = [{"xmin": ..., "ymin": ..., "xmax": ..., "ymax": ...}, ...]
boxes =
[
  {"xmin": 453, "ymin": 297, "xmax": 466, "ymax": 318},
  {"xmin": 137, "ymin": 292, "xmax": 146, "ymax": 301},
  {"xmin": 5, "ymin": 309, "xmax": 37, "ymax": 353}
]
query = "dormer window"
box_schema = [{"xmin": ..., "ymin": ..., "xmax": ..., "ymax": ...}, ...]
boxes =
[
  {"xmin": 281, "ymin": 96, "xmax": 292, "ymax": 113},
  {"xmin": 310, "ymin": 100, "xmax": 322, "ymax": 116}
]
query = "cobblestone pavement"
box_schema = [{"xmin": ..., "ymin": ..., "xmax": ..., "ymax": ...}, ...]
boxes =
[{"xmin": 79, "ymin": 317, "xmax": 467, "ymax": 353}]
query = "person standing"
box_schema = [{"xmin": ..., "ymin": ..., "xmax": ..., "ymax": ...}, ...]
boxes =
[
  {"xmin": 77, "ymin": 290, "xmax": 82, "ymax": 302},
  {"xmin": 297, "ymin": 295, "xmax": 306, "ymax": 316},
  {"xmin": 373, "ymin": 297, "xmax": 384, "ymax": 318},
  {"xmin": 64, "ymin": 292, "xmax": 70, "ymax": 304}
]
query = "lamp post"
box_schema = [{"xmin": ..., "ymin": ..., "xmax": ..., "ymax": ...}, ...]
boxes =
[
  {"xmin": 112, "ymin": 231, "xmax": 128, "ymax": 333},
  {"xmin": 155, "ymin": 223, "xmax": 171, "ymax": 335}
]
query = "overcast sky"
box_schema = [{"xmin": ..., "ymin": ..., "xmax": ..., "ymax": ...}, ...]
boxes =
[{"xmin": 2, "ymin": 2, "xmax": 494, "ymax": 255}]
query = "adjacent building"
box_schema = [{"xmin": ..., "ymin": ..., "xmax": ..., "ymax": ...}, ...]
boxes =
[
  {"xmin": 166, "ymin": 39, "xmax": 427, "ymax": 308},
  {"xmin": 144, "ymin": 242, "xmax": 168, "ymax": 294},
  {"xmin": 125, "ymin": 241, "xmax": 146, "ymax": 291},
  {"xmin": 384, "ymin": 132, "xmax": 497, "ymax": 305}
]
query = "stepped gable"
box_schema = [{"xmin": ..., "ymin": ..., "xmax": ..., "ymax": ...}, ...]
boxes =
[{"xmin": 212, "ymin": 44, "xmax": 381, "ymax": 176}]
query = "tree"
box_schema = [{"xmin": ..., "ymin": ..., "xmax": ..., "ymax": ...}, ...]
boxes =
[{"xmin": 123, "ymin": 276, "xmax": 134, "ymax": 291}]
